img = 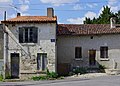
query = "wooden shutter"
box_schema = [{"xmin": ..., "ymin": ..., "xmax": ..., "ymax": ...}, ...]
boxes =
[
  {"xmin": 33, "ymin": 27, "xmax": 38, "ymax": 43},
  {"xmin": 75, "ymin": 47, "xmax": 82, "ymax": 58},
  {"xmin": 19, "ymin": 27, "xmax": 23, "ymax": 43}
]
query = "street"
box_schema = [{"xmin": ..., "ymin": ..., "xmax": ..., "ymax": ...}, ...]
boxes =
[{"xmin": 0, "ymin": 75, "xmax": 120, "ymax": 86}]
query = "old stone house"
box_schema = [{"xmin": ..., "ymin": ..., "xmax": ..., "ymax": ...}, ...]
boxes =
[
  {"xmin": 1, "ymin": 8, "xmax": 57, "ymax": 79},
  {"xmin": 57, "ymin": 24, "xmax": 120, "ymax": 75}
]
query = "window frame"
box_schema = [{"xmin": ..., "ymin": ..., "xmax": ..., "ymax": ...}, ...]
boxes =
[
  {"xmin": 75, "ymin": 47, "xmax": 82, "ymax": 59},
  {"xmin": 100, "ymin": 46, "xmax": 108, "ymax": 58},
  {"xmin": 19, "ymin": 26, "xmax": 38, "ymax": 43}
]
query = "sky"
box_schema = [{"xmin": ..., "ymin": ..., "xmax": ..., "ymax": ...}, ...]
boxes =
[{"xmin": 0, "ymin": 0, "xmax": 120, "ymax": 24}]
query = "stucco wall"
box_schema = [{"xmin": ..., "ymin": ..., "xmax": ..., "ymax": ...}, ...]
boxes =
[
  {"xmin": 57, "ymin": 34, "xmax": 120, "ymax": 69},
  {"xmin": 0, "ymin": 24, "xmax": 3, "ymax": 74},
  {"xmin": 6, "ymin": 23, "xmax": 56, "ymax": 77}
]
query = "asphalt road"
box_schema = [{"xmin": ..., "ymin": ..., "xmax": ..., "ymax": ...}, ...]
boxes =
[{"xmin": 0, "ymin": 75, "xmax": 120, "ymax": 86}]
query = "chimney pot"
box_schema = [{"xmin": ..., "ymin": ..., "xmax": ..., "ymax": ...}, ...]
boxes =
[
  {"xmin": 47, "ymin": 8, "xmax": 54, "ymax": 17},
  {"xmin": 17, "ymin": 13, "xmax": 21, "ymax": 17},
  {"xmin": 110, "ymin": 17, "xmax": 116, "ymax": 28}
]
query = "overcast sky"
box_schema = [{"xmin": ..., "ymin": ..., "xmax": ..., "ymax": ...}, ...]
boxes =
[{"xmin": 0, "ymin": 0, "xmax": 120, "ymax": 24}]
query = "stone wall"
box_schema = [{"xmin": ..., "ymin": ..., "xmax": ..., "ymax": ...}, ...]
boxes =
[
  {"xmin": 57, "ymin": 34, "xmax": 120, "ymax": 70},
  {"xmin": 0, "ymin": 24, "xmax": 3, "ymax": 74},
  {"xmin": 5, "ymin": 23, "xmax": 56, "ymax": 78}
]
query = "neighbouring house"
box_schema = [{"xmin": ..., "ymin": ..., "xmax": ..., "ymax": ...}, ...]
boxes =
[
  {"xmin": 0, "ymin": 24, "xmax": 4, "ymax": 74},
  {"xmin": 1, "ymin": 8, "xmax": 57, "ymax": 79},
  {"xmin": 57, "ymin": 23, "xmax": 120, "ymax": 75}
]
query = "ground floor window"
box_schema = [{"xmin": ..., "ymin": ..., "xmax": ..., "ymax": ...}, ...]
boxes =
[
  {"xmin": 37, "ymin": 53, "xmax": 47, "ymax": 71},
  {"xmin": 75, "ymin": 47, "xmax": 82, "ymax": 58},
  {"xmin": 100, "ymin": 46, "xmax": 108, "ymax": 58}
]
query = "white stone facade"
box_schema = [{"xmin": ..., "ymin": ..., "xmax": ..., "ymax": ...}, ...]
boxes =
[
  {"xmin": 57, "ymin": 34, "xmax": 120, "ymax": 69},
  {"xmin": 5, "ymin": 23, "xmax": 56, "ymax": 78}
]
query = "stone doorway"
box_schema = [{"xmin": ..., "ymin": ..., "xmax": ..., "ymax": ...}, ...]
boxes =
[{"xmin": 11, "ymin": 53, "xmax": 19, "ymax": 78}]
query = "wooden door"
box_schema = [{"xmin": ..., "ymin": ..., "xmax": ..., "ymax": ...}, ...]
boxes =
[
  {"xmin": 11, "ymin": 53, "xmax": 19, "ymax": 78},
  {"xmin": 89, "ymin": 50, "xmax": 96, "ymax": 66}
]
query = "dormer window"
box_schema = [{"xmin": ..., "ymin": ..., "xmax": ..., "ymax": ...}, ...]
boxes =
[{"xmin": 19, "ymin": 27, "xmax": 38, "ymax": 43}]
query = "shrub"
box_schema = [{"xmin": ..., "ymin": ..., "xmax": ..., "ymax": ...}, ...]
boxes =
[
  {"xmin": 32, "ymin": 69, "xmax": 59, "ymax": 80},
  {"xmin": 47, "ymin": 72, "xmax": 58, "ymax": 79},
  {"xmin": 32, "ymin": 76, "xmax": 47, "ymax": 81},
  {"xmin": 99, "ymin": 65, "xmax": 106, "ymax": 69},
  {"xmin": 72, "ymin": 67, "xmax": 87, "ymax": 75},
  {"xmin": 0, "ymin": 74, "xmax": 3, "ymax": 81}
]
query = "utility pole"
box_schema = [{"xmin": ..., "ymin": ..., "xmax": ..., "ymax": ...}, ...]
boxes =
[{"xmin": 3, "ymin": 11, "xmax": 8, "ymax": 79}]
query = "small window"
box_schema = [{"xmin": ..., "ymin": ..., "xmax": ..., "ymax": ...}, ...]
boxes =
[
  {"xmin": 100, "ymin": 46, "xmax": 108, "ymax": 58},
  {"xmin": 37, "ymin": 53, "xmax": 47, "ymax": 71},
  {"xmin": 75, "ymin": 47, "xmax": 82, "ymax": 58}
]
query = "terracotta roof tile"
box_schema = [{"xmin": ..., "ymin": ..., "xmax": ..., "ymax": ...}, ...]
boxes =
[
  {"xmin": 1, "ymin": 16, "xmax": 57, "ymax": 23},
  {"xmin": 57, "ymin": 24, "xmax": 120, "ymax": 35}
]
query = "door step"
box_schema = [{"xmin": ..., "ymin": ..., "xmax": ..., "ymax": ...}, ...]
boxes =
[{"xmin": 105, "ymin": 69, "xmax": 120, "ymax": 75}]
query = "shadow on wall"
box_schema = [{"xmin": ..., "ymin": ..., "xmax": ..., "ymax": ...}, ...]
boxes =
[{"xmin": 57, "ymin": 60, "xmax": 108, "ymax": 76}]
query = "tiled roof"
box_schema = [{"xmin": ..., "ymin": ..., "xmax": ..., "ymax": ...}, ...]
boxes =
[
  {"xmin": 1, "ymin": 16, "xmax": 57, "ymax": 23},
  {"xmin": 57, "ymin": 24, "xmax": 120, "ymax": 35}
]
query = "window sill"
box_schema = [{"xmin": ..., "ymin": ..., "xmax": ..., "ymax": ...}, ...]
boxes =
[
  {"xmin": 21, "ymin": 43, "xmax": 36, "ymax": 46},
  {"xmin": 75, "ymin": 58, "xmax": 83, "ymax": 60},
  {"xmin": 100, "ymin": 58, "xmax": 109, "ymax": 61}
]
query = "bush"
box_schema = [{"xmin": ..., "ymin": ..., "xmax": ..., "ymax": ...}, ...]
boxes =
[
  {"xmin": 0, "ymin": 74, "xmax": 3, "ymax": 81},
  {"xmin": 32, "ymin": 76, "xmax": 47, "ymax": 81},
  {"xmin": 32, "ymin": 69, "xmax": 59, "ymax": 81},
  {"xmin": 72, "ymin": 67, "xmax": 87, "ymax": 75},
  {"xmin": 99, "ymin": 65, "xmax": 106, "ymax": 69}
]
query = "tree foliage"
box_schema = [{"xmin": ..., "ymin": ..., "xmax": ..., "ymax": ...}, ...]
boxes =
[{"xmin": 84, "ymin": 6, "xmax": 120, "ymax": 24}]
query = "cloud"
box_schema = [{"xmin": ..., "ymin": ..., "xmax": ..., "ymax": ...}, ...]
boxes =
[
  {"xmin": 73, "ymin": 4, "xmax": 83, "ymax": 10},
  {"xmin": 85, "ymin": 11, "xmax": 97, "ymax": 19},
  {"xmin": 0, "ymin": 0, "xmax": 12, "ymax": 3},
  {"xmin": 108, "ymin": 0, "xmax": 118, "ymax": 6},
  {"xmin": 108, "ymin": 0, "xmax": 120, "ymax": 13},
  {"xmin": 67, "ymin": 11, "xmax": 97, "ymax": 24},
  {"xmin": 18, "ymin": 0, "xmax": 30, "ymax": 12},
  {"xmin": 20, "ymin": 5, "xmax": 29, "ymax": 12},
  {"xmin": 86, "ymin": 3, "xmax": 98, "ymax": 8},
  {"xmin": 19, "ymin": 0, "xmax": 30, "ymax": 4},
  {"xmin": 40, "ymin": 0, "xmax": 79, "ymax": 6},
  {"xmin": 67, "ymin": 17, "xmax": 85, "ymax": 24}
]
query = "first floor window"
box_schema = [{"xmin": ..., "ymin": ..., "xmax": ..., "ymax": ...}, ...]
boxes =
[
  {"xmin": 19, "ymin": 27, "xmax": 38, "ymax": 43},
  {"xmin": 100, "ymin": 46, "xmax": 108, "ymax": 58},
  {"xmin": 75, "ymin": 47, "xmax": 82, "ymax": 58}
]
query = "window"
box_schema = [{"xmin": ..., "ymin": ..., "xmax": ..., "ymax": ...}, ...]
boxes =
[
  {"xmin": 37, "ymin": 53, "xmax": 47, "ymax": 71},
  {"xmin": 100, "ymin": 46, "xmax": 108, "ymax": 58},
  {"xmin": 19, "ymin": 27, "xmax": 38, "ymax": 43},
  {"xmin": 75, "ymin": 47, "xmax": 82, "ymax": 58}
]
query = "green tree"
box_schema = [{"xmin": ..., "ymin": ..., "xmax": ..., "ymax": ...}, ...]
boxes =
[{"xmin": 83, "ymin": 6, "xmax": 118, "ymax": 24}]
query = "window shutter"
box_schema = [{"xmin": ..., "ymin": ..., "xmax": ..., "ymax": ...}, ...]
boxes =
[
  {"xmin": 19, "ymin": 27, "xmax": 23, "ymax": 43},
  {"xmin": 33, "ymin": 27, "xmax": 38, "ymax": 43}
]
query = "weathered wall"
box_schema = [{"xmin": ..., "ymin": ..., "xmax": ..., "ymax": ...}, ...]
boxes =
[
  {"xmin": 6, "ymin": 23, "xmax": 56, "ymax": 78},
  {"xmin": 57, "ymin": 34, "xmax": 120, "ymax": 69},
  {"xmin": 0, "ymin": 24, "xmax": 3, "ymax": 74}
]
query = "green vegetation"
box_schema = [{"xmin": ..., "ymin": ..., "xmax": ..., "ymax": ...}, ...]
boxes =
[
  {"xmin": 0, "ymin": 74, "xmax": 3, "ymax": 81},
  {"xmin": 32, "ymin": 69, "xmax": 63, "ymax": 81},
  {"xmin": 84, "ymin": 6, "xmax": 120, "ymax": 24},
  {"xmin": 69, "ymin": 67, "xmax": 87, "ymax": 76}
]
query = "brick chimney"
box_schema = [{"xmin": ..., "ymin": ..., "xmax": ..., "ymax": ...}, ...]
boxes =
[
  {"xmin": 17, "ymin": 13, "xmax": 21, "ymax": 17},
  {"xmin": 47, "ymin": 8, "xmax": 54, "ymax": 17}
]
